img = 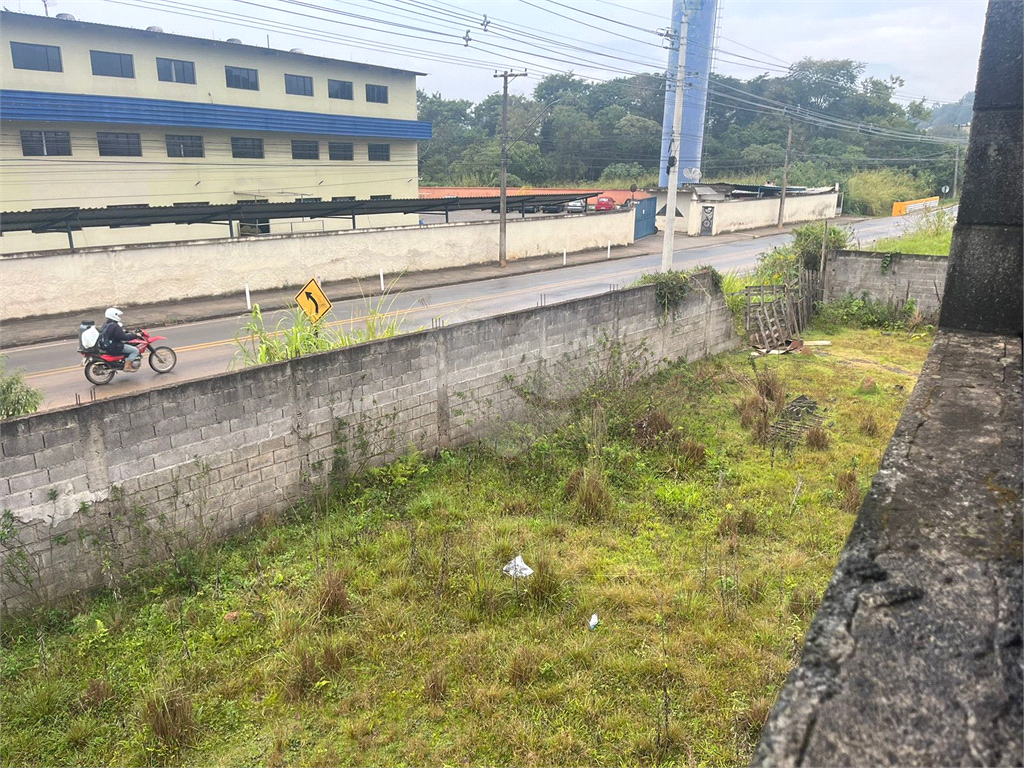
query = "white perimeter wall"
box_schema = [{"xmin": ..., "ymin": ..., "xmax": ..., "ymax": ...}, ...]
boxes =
[
  {"xmin": 709, "ymin": 192, "xmax": 839, "ymax": 235},
  {"xmin": 0, "ymin": 210, "xmax": 634, "ymax": 320}
]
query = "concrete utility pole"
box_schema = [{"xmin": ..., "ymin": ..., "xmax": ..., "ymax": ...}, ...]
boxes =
[
  {"xmin": 495, "ymin": 69, "xmax": 526, "ymax": 267},
  {"xmin": 661, "ymin": 5, "xmax": 688, "ymax": 272},
  {"xmin": 777, "ymin": 121, "xmax": 793, "ymax": 229}
]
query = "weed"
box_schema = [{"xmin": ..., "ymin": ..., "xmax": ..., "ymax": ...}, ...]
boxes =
[
  {"xmin": 316, "ymin": 570, "xmax": 350, "ymax": 617},
  {"xmin": 282, "ymin": 639, "xmax": 321, "ymax": 701},
  {"xmin": 859, "ymin": 415, "xmax": 880, "ymax": 437},
  {"xmin": 564, "ymin": 466, "xmax": 612, "ymax": 521},
  {"xmin": 631, "ymin": 409, "xmax": 674, "ymax": 449},
  {"xmin": 141, "ymin": 687, "xmax": 194, "ymax": 752},
  {"xmin": 805, "ymin": 427, "xmax": 831, "ymax": 451},
  {"xmin": 675, "ymin": 439, "xmax": 707, "ymax": 470},
  {"xmin": 837, "ymin": 468, "xmax": 861, "ymax": 513},
  {"xmin": 525, "ymin": 551, "xmax": 564, "ymax": 607},
  {"xmin": 509, "ymin": 646, "xmax": 539, "ymax": 689},
  {"xmin": 424, "ymin": 667, "xmax": 448, "ymax": 703},
  {"xmin": 754, "ymin": 368, "xmax": 786, "ymax": 413},
  {"xmin": 79, "ymin": 678, "xmax": 115, "ymax": 711}
]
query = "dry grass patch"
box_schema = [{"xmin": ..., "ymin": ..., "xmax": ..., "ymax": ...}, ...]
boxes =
[
  {"xmin": 859, "ymin": 414, "xmax": 879, "ymax": 437},
  {"xmin": 316, "ymin": 570, "xmax": 350, "ymax": 617},
  {"xmin": 424, "ymin": 667, "xmax": 448, "ymax": 703},
  {"xmin": 805, "ymin": 427, "xmax": 831, "ymax": 450},
  {"xmin": 141, "ymin": 687, "xmax": 195, "ymax": 752},
  {"xmin": 631, "ymin": 409, "xmax": 675, "ymax": 448},
  {"xmin": 564, "ymin": 466, "xmax": 612, "ymax": 521},
  {"xmin": 837, "ymin": 469, "xmax": 861, "ymax": 513}
]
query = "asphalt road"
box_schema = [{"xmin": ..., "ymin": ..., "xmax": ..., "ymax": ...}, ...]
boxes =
[{"xmin": 8, "ymin": 213, "xmax": 919, "ymax": 413}]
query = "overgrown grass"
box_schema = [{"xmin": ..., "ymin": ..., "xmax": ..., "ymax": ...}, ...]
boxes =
[
  {"xmin": 0, "ymin": 328, "xmax": 931, "ymax": 767},
  {"xmin": 234, "ymin": 286, "xmax": 411, "ymax": 367},
  {"xmin": 870, "ymin": 209, "xmax": 955, "ymax": 256}
]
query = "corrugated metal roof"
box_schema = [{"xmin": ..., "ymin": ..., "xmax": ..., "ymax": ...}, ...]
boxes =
[
  {"xmin": 0, "ymin": 194, "xmax": 594, "ymax": 234},
  {"xmin": 0, "ymin": 90, "xmax": 432, "ymax": 140}
]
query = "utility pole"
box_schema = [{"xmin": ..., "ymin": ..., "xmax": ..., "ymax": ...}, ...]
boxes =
[
  {"xmin": 776, "ymin": 121, "xmax": 793, "ymax": 229},
  {"xmin": 661, "ymin": 5, "xmax": 688, "ymax": 272},
  {"xmin": 495, "ymin": 69, "xmax": 526, "ymax": 267}
]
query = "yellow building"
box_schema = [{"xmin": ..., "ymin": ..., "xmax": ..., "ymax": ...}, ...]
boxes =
[{"xmin": 0, "ymin": 11, "xmax": 431, "ymax": 253}]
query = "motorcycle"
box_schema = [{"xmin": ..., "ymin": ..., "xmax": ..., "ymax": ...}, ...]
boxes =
[{"xmin": 79, "ymin": 327, "xmax": 177, "ymax": 385}]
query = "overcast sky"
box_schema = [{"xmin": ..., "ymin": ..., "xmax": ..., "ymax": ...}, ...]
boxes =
[{"xmin": 22, "ymin": 0, "xmax": 987, "ymax": 107}]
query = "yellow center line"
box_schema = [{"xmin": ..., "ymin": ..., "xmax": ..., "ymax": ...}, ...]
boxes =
[{"xmin": 25, "ymin": 264, "xmax": 651, "ymax": 381}]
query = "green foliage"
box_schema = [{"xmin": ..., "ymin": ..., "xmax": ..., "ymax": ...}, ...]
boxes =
[
  {"xmin": 0, "ymin": 329, "xmax": 930, "ymax": 768},
  {"xmin": 0, "ymin": 356, "xmax": 43, "ymax": 420},
  {"xmin": 753, "ymin": 223, "xmax": 851, "ymax": 284},
  {"xmin": 872, "ymin": 209, "xmax": 954, "ymax": 256},
  {"xmin": 633, "ymin": 271, "xmax": 691, "ymax": 316},
  {"xmin": 814, "ymin": 293, "xmax": 923, "ymax": 332},
  {"xmin": 234, "ymin": 290, "xmax": 409, "ymax": 367},
  {"xmin": 843, "ymin": 168, "xmax": 933, "ymax": 216},
  {"xmin": 418, "ymin": 58, "xmax": 946, "ymax": 187}
]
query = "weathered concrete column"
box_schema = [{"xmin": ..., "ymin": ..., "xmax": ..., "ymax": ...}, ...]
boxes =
[{"xmin": 938, "ymin": 0, "xmax": 1023, "ymax": 335}]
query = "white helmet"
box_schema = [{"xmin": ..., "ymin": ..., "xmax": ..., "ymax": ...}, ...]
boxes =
[{"xmin": 105, "ymin": 307, "xmax": 123, "ymax": 323}]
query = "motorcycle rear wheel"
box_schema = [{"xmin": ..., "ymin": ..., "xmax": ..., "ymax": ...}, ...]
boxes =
[
  {"xmin": 148, "ymin": 346, "xmax": 177, "ymax": 373},
  {"xmin": 85, "ymin": 360, "xmax": 116, "ymax": 385}
]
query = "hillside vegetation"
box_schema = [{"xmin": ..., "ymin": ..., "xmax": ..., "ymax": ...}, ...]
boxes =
[
  {"xmin": 419, "ymin": 59, "xmax": 961, "ymax": 217},
  {"xmin": 1, "ymin": 329, "xmax": 932, "ymax": 767}
]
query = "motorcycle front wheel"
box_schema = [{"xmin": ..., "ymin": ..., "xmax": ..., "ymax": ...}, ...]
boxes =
[
  {"xmin": 148, "ymin": 346, "xmax": 177, "ymax": 373},
  {"xmin": 84, "ymin": 360, "xmax": 116, "ymax": 385}
]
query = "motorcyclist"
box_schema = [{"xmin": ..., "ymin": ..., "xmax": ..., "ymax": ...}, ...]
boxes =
[{"xmin": 100, "ymin": 307, "xmax": 142, "ymax": 371}]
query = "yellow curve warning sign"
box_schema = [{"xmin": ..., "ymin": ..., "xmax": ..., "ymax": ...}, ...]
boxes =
[{"xmin": 295, "ymin": 278, "xmax": 333, "ymax": 324}]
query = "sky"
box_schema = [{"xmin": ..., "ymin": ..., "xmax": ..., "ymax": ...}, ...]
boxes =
[{"xmin": 16, "ymin": 0, "xmax": 988, "ymax": 107}]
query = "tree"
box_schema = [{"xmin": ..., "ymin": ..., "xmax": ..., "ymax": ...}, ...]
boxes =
[{"xmin": 1, "ymin": 357, "xmax": 42, "ymax": 420}]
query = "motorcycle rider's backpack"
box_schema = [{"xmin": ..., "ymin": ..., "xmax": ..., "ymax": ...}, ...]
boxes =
[{"xmin": 78, "ymin": 321, "xmax": 101, "ymax": 353}]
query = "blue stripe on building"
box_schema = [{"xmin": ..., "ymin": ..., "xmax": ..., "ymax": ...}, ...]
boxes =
[{"xmin": 0, "ymin": 90, "xmax": 433, "ymax": 140}]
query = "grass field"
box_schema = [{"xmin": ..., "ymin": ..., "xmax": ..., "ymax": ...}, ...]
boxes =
[{"xmin": 0, "ymin": 328, "xmax": 933, "ymax": 768}]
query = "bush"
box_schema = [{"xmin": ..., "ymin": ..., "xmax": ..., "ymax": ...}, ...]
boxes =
[
  {"xmin": 0, "ymin": 356, "xmax": 43, "ymax": 420},
  {"xmin": 814, "ymin": 293, "xmax": 921, "ymax": 332}
]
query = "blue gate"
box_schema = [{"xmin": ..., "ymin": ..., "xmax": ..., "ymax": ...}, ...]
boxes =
[{"xmin": 633, "ymin": 196, "xmax": 657, "ymax": 240}]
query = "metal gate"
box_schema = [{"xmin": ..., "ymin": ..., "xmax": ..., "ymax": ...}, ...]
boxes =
[
  {"xmin": 700, "ymin": 205, "xmax": 715, "ymax": 236},
  {"xmin": 633, "ymin": 196, "xmax": 657, "ymax": 240}
]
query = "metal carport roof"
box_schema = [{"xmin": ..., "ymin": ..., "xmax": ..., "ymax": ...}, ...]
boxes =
[{"xmin": 0, "ymin": 193, "xmax": 597, "ymax": 235}]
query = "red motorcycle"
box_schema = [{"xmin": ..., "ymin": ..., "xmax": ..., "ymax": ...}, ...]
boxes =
[{"xmin": 80, "ymin": 328, "xmax": 177, "ymax": 385}]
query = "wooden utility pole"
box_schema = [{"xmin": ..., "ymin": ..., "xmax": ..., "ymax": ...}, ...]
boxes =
[
  {"xmin": 661, "ymin": 2, "xmax": 688, "ymax": 272},
  {"xmin": 777, "ymin": 122, "xmax": 793, "ymax": 229},
  {"xmin": 495, "ymin": 69, "xmax": 526, "ymax": 267}
]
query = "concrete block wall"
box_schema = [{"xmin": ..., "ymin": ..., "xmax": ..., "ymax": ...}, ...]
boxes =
[
  {"xmin": 824, "ymin": 250, "xmax": 948, "ymax": 317},
  {"xmin": 0, "ymin": 274, "xmax": 739, "ymax": 610}
]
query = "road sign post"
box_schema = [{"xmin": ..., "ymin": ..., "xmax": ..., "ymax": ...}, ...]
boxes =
[{"xmin": 295, "ymin": 278, "xmax": 333, "ymax": 324}]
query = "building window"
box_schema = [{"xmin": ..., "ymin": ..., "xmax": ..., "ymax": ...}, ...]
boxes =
[
  {"xmin": 284, "ymin": 73, "xmax": 313, "ymax": 96},
  {"xmin": 328, "ymin": 142, "xmax": 354, "ymax": 161},
  {"xmin": 20, "ymin": 130, "xmax": 71, "ymax": 156},
  {"xmin": 90, "ymin": 50, "xmax": 135, "ymax": 78},
  {"xmin": 370, "ymin": 195, "xmax": 392, "ymax": 200},
  {"xmin": 291, "ymin": 140, "xmax": 319, "ymax": 160},
  {"xmin": 157, "ymin": 57, "xmax": 196, "ymax": 84},
  {"xmin": 328, "ymin": 79, "xmax": 353, "ymax": 100},
  {"xmin": 10, "ymin": 41, "xmax": 62, "ymax": 71},
  {"xmin": 331, "ymin": 196, "xmax": 356, "ymax": 201},
  {"xmin": 368, "ymin": 143, "xmax": 391, "ymax": 161},
  {"xmin": 225, "ymin": 65, "xmax": 259, "ymax": 90},
  {"xmin": 296, "ymin": 197, "xmax": 322, "ymax": 203},
  {"xmin": 231, "ymin": 137, "xmax": 264, "ymax": 158},
  {"xmin": 97, "ymin": 132, "xmax": 142, "ymax": 156},
  {"xmin": 165, "ymin": 134, "xmax": 204, "ymax": 158},
  {"xmin": 365, "ymin": 84, "xmax": 389, "ymax": 103}
]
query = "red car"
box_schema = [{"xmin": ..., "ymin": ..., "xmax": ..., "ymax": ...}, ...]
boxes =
[{"xmin": 594, "ymin": 196, "xmax": 615, "ymax": 211}]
